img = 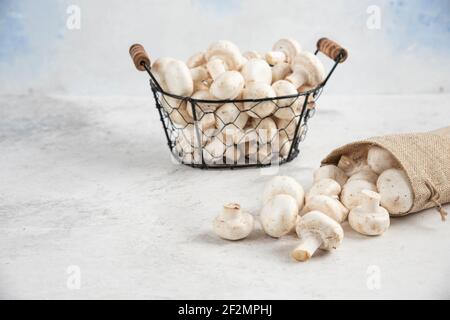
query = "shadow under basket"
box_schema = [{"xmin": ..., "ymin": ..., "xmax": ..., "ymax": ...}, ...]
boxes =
[{"xmin": 129, "ymin": 38, "xmax": 348, "ymax": 169}]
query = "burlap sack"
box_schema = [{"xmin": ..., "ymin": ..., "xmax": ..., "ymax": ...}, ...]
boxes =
[{"xmin": 321, "ymin": 127, "xmax": 450, "ymax": 218}]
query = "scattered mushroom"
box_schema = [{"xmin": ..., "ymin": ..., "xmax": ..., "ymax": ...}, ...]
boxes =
[
  {"xmin": 377, "ymin": 168, "xmax": 414, "ymax": 215},
  {"xmin": 340, "ymin": 179, "xmax": 377, "ymax": 210},
  {"xmin": 286, "ymin": 52, "xmax": 325, "ymax": 89},
  {"xmin": 262, "ymin": 175, "xmax": 305, "ymax": 209},
  {"xmin": 291, "ymin": 210, "xmax": 344, "ymax": 262},
  {"xmin": 367, "ymin": 146, "xmax": 399, "ymax": 174},
  {"xmin": 302, "ymin": 195, "xmax": 349, "ymax": 223},
  {"xmin": 306, "ymin": 178, "xmax": 341, "ymax": 202},
  {"xmin": 242, "ymin": 82, "xmax": 276, "ymax": 118},
  {"xmin": 313, "ymin": 165, "xmax": 348, "ymax": 187},
  {"xmin": 348, "ymin": 190, "xmax": 390, "ymax": 236},
  {"xmin": 260, "ymin": 194, "xmax": 299, "ymax": 238},
  {"xmin": 265, "ymin": 38, "xmax": 301, "ymax": 65},
  {"xmin": 210, "ymin": 71, "xmax": 245, "ymax": 100},
  {"xmin": 213, "ymin": 203, "xmax": 254, "ymax": 240},
  {"xmin": 240, "ymin": 59, "xmax": 272, "ymax": 85}
]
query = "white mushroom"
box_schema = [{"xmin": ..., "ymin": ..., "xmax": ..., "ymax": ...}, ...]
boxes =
[
  {"xmin": 302, "ymin": 195, "xmax": 349, "ymax": 223},
  {"xmin": 271, "ymin": 62, "xmax": 292, "ymax": 83},
  {"xmin": 291, "ymin": 210, "xmax": 344, "ymax": 262},
  {"xmin": 190, "ymin": 65, "xmax": 209, "ymax": 82},
  {"xmin": 367, "ymin": 146, "xmax": 399, "ymax": 174},
  {"xmin": 186, "ymin": 52, "xmax": 206, "ymax": 68},
  {"xmin": 193, "ymin": 79, "xmax": 212, "ymax": 92},
  {"xmin": 272, "ymin": 80, "xmax": 302, "ymax": 120},
  {"xmin": 215, "ymin": 103, "xmax": 248, "ymax": 134},
  {"xmin": 210, "ymin": 71, "xmax": 244, "ymax": 100},
  {"xmin": 349, "ymin": 190, "xmax": 390, "ymax": 236},
  {"xmin": 306, "ymin": 178, "xmax": 341, "ymax": 202},
  {"xmin": 257, "ymin": 144, "xmax": 273, "ymax": 164},
  {"xmin": 341, "ymin": 179, "xmax": 377, "ymax": 210},
  {"xmin": 260, "ymin": 194, "xmax": 299, "ymax": 238},
  {"xmin": 189, "ymin": 90, "xmax": 217, "ymax": 130},
  {"xmin": 275, "ymin": 117, "xmax": 298, "ymax": 139},
  {"xmin": 337, "ymin": 155, "xmax": 370, "ymax": 176},
  {"xmin": 265, "ymin": 38, "xmax": 301, "ymax": 65},
  {"xmin": 213, "ymin": 203, "xmax": 254, "ymax": 240},
  {"xmin": 249, "ymin": 117, "xmax": 277, "ymax": 144},
  {"xmin": 151, "ymin": 57, "xmax": 175, "ymax": 91},
  {"xmin": 203, "ymin": 136, "xmax": 226, "ymax": 164},
  {"xmin": 262, "ymin": 175, "xmax": 304, "ymax": 209},
  {"xmin": 242, "ymin": 50, "xmax": 263, "ymax": 60},
  {"xmin": 377, "ymin": 168, "xmax": 413, "ymax": 215},
  {"xmin": 242, "ymin": 82, "xmax": 276, "ymax": 118},
  {"xmin": 286, "ymin": 52, "xmax": 325, "ymax": 89},
  {"xmin": 278, "ymin": 130, "xmax": 292, "ymax": 159},
  {"xmin": 347, "ymin": 167, "xmax": 378, "ymax": 185},
  {"xmin": 313, "ymin": 165, "xmax": 348, "ymax": 187},
  {"xmin": 205, "ymin": 40, "xmax": 243, "ymax": 80},
  {"xmin": 224, "ymin": 145, "xmax": 241, "ymax": 163},
  {"xmin": 164, "ymin": 59, "xmax": 194, "ymax": 96},
  {"xmin": 240, "ymin": 59, "xmax": 272, "ymax": 85}
]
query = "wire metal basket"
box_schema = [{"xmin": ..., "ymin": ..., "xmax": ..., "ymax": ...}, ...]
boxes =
[{"xmin": 129, "ymin": 38, "xmax": 347, "ymax": 169}]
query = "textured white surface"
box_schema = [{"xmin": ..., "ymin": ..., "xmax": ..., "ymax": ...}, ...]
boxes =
[{"xmin": 0, "ymin": 94, "xmax": 449, "ymax": 299}]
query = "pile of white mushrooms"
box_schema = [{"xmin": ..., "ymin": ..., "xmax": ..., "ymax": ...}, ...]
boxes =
[
  {"xmin": 151, "ymin": 38, "xmax": 325, "ymax": 164},
  {"xmin": 213, "ymin": 145, "xmax": 415, "ymax": 262}
]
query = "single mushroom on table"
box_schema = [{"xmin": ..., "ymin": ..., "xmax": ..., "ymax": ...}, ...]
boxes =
[
  {"xmin": 367, "ymin": 146, "xmax": 399, "ymax": 174},
  {"xmin": 291, "ymin": 210, "xmax": 344, "ymax": 262},
  {"xmin": 240, "ymin": 59, "xmax": 272, "ymax": 85},
  {"xmin": 213, "ymin": 203, "xmax": 254, "ymax": 240},
  {"xmin": 205, "ymin": 40, "xmax": 244, "ymax": 80},
  {"xmin": 262, "ymin": 175, "xmax": 305, "ymax": 210},
  {"xmin": 260, "ymin": 194, "xmax": 299, "ymax": 238},
  {"xmin": 286, "ymin": 52, "xmax": 325, "ymax": 89},
  {"xmin": 348, "ymin": 190, "xmax": 390, "ymax": 236},
  {"xmin": 313, "ymin": 165, "xmax": 348, "ymax": 187},
  {"xmin": 377, "ymin": 168, "xmax": 414, "ymax": 215},
  {"xmin": 242, "ymin": 82, "xmax": 276, "ymax": 119},
  {"xmin": 265, "ymin": 38, "xmax": 301, "ymax": 65},
  {"xmin": 210, "ymin": 71, "xmax": 245, "ymax": 100}
]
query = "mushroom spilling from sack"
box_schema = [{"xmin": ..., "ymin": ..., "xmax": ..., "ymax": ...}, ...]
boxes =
[{"xmin": 150, "ymin": 38, "xmax": 325, "ymax": 165}]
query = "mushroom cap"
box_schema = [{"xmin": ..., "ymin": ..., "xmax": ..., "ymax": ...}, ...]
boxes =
[
  {"xmin": 242, "ymin": 82, "xmax": 276, "ymax": 118},
  {"xmin": 213, "ymin": 203, "xmax": 254, "ymax": 240},
  {"xmin": 367, "ymin": 146, "xmax": 399, "ymax": 174},
  {"xmin": 275, "ymin": 117, "xmax": 298, "ymax": 139},
  {"xmin": 272, "ymin": 62, "xmax": 292, "ymax": 83},
  {"xmin": 210, "ymin": 71, "xmax": 244, "ymax": 100},
  {"xmin": 216, "ymin": 102, "xmax": 248, "ymax": 137},
  {"xmin": 296, "ymin": 210, "xmax": 344, "ymax": 250},
  {"xmin": 262, "ymin": 175, "xmax": 305, "ymax": 209},
  {"xmin": 205, "ymin": 40, "xmax": 243, "ymax": 71},
  {"xmin": 272, "ymin": 80, "xmax": 300, "ymax": 118},
  {"xmin": 303, "ymin": 195, "xmax": 349, "ymax": 223},
  {"xmin": 313, "ymin": 165, "xmax": 348, "ymax": 187},
  {"xmin": 348, "ymin": 167, "xmax": 379, "ymax": 185},
  {"xmin": 341, "ymin": 179, "xmax": 377, "ymax": 210},
  {"xmin": 291, "ymin": 52, "xmax": 325, "ymax": 86},
  {"xmin": 243, "ymin": 50, "xmax": 263, "ymax": 60},
  {"xmin": 377, "ymin": 168, "xmax": 413, "ymax": 214},
  {"xmin": 240, "ymin": 59, "xmax": 272, "ymax": 85},
  {"xmin": 260, "ymin": 194, "xmax": 299, "ymax": 238},
  {"xmin": 306, "ymin": 178, "xmax": 342, "ymax": 202},
  {"xmin": 348, "ymin": 190, "xmax": 390, "ymax": 235},
  {"xmin": 151, "ymin": 57, "xmax": 176, "ymax": 90},
  {"xmin": 164, "ymin": 59, "xmax": 194, "ymax": 96},
  {"xmin": 249, "ymin": 117, "xmax": 277, "ymax": 144},
  {"xmin": 186, "ymin": 52, "xmax": 206, "ymax": 68},
  {"xmin": 189, "ymin": 90, "xmax": 217, "ymax": 117},
  {"xmin": 272, "ymin": 38, "xmax": 302, "ymax": 63}
]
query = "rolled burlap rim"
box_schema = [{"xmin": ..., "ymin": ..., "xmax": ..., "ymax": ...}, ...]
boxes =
[{"xmin": 321, "ymin": 127, "xmax": 450, "ymax": 220}]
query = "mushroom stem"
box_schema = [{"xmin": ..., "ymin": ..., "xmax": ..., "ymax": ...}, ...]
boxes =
[
  {"xmin": 222, "ymin": 203, "xmax": 241, "ymax": 219},
  {"xmin": 291, "ymin": 233, "xmax": 322, "ymax": 262},
  {"xmin": 266, "ymin": 51, "xmax": 286, "ymax": 65}
]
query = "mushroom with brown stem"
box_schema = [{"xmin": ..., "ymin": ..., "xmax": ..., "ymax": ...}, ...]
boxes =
[
  {"xmin": 291, "ymin": 210, "xmax": 344, "ymax": 262},
  {"xmin": 377, "ymin": 168, "xmax": 414, "ymax": 215},
  {"xmin": 213, "ymin": 203, "xmax": 254, "ymax": 240},
  {"xmin": 266, "ymin": 38, "xmax": 301, "ymax": 65},
  {"xmin": 348, "ymin": 190, "xmax": 390, "ymax": 236},
  {"xmin": 205, "ymin": 40, "xmax": 244, "ymax": 80},
  {"xmin": 286, "ymin": 52, "xmax": 325, "ymax": 89}
]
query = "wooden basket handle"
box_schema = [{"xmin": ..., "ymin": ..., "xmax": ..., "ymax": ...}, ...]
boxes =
[
  {"xmin": 316, "ymin": 38, "xmax": 348, "ymax": 63},
  {"xmin": 129, "ymin": 43, "xmax": 151, "ymax": 71}
]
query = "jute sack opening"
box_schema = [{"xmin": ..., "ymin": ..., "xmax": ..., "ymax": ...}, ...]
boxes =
[{"xmin": 321, "ymin": 127, "xmax": 450, "ymax": 217}]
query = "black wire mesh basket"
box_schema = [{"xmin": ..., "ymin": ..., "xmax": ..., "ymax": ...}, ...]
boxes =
[{"xmin": 129, "ymin": 38, "xmax": 347, "ymax": 169}]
